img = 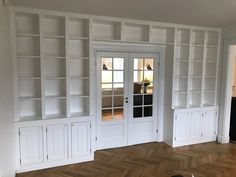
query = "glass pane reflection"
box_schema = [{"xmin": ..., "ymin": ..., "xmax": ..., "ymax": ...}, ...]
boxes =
[
  {"xmin": 101, "ymin": 58, "xmax": 112, "ymax": 70},
  {"xmin": 102, "ymin": 71, "xmax": 112, "ymax": 83},
  {"xmin": 134, "ymin": 58, "xmax": 144, "ymax": 70},
  {"xmin": 113, "ymin": 58, "xmax": 124, "ymax": 70},
  {"xmin": 133, "ymin": 95, "xmax": 142, "ymax": 106},
  {"xmin": 114, "ymin": 96, "xmax": 123, "ymax": 107},
  {"xmin": 144, "ymin": 59, "xmax": 154, "ymax": 71},
  {"xmin": 114, "ymin": 71, "xmax": 123, "ymax": 82},
  {"xmin": 133, "ymin": 107, "xmax": 142, "ymax": 118},
  {"xmin": 133, "ymin": 71, "xmax": 143, "ymax": 82},
  {"xmin": 144, "ymin": 106, "xmax": 152, "ymax": 117},
  {"xmin": 102, "ymin": 96, "xmax": 112, "ymax": 108},
  {"xmin": 102, "ymin": 109, "xmax": 112, "ymax": 121},
  {"xmin": 144, "ymin": 95, "xmax": 152, "ymax": 105},
  {"xmin": 114, "ymin": 108, "xmax": 123, "ymax": 119}
]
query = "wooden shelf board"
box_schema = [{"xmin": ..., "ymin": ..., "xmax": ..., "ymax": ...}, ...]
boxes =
[
  {"xmin": 18, "ymin": 77, "xmax": 41, "ymax": 80},
  {"xmin": 17, "ymin": 56, "xmax": 40, "ymax": 59},
  {"xmin": 45, "ymin": 96, "xmax": 66, "ymax": 100},
  {"xmin": 70, "ymin": 95, "xmax": 89, "ymax": 98},
  {"xmin": 16, "ymin": 33, "xmax": 40, "ymax": 37},
  {"xmin": 19, "ymin": 97, "xmax": 41, "ymax": 101},
  {"xmin": 45, "ymin": 114, "xmax": 67, "ymax": 119},
  {"xmin": 45, "ymin": 77, "xmax": 66, "ymax": 80},
  {"xmin": 44, "ymin": 35, "xmax": 65, "ymax": 39}
]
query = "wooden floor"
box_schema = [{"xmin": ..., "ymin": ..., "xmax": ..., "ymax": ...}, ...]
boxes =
[{"xmin": 17, "ymin": 142, "xmax": 236, "ymax": 177}]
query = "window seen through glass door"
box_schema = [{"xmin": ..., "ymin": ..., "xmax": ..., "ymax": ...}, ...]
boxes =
[
  {"xmin": 101, "ymin": 57, "xmax": 124, "ymax": 121},
  {"xmin": 133, "ymin": 58, "xmax": 154, "ymax": 118}
]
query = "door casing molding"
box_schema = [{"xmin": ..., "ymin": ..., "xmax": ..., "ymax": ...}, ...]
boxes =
[{"xmin": 92, "ymin": 42, "xmax": 166, "ymax": 150}]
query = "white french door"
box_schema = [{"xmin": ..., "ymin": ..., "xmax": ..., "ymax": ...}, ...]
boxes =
[{"xmin": 96, "ymin": 52, "xmax": 159, "ymax": 150}]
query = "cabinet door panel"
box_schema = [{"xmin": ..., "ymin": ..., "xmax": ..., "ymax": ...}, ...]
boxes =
[
  {"xmin": 47, "ymin": 124, "xmax": 68, "ymax": 162},
  {"xmin": 189, "ymin": 111, "xmax": 203, "ymax": 144},
  {"xmin": 174, "ymin": 113, "xmax": 189, "ymax": 146},
  {"xmin": 19, "ymin": 126, "xmax": 43, "ymax": 166},
  {"xmin": 71, "ymin": 122, "xmax": 91, "ymax": 158},
  {"xmin": 203, "ymin": 110, "xmax": 217, "ymax": 141}
]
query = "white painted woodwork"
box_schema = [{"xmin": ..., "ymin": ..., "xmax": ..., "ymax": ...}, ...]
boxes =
[
  {"xmin": 12, "ymin": 6, "xmax": 221, "ymax": 172},
  {"xmin": 71, "ymin": 122, "xmax": 91, "ymax": 158},
  {"xmin": 46, "ymin": 124, "xmax": 68, "ymax": 162},
  {"xmin": 19, "ymin": 126, "xmax": 44, "ymax": 166},
  {"xmin": 172, "ymin": 107, "xmax": 218, "ymax": 147},
  {"xmin": 189, "ymin": 111, "xmax": 203, "ymax": 144},
  {"xmin": 173, "ymin": 112, "xmax": 189, "ymax": 146},
  {"xmin": 172, "ymin": 28, "xmax": 220, "ymax": 109},
  {"xmin": 203, "ymin": 110, "xmax": 217, "ymax": 141},
  {"xmin": 96, "ymin": 52, "xmax": 158, "ymax": 149}
]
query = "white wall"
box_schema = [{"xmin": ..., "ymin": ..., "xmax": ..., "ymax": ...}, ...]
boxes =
[{"xmin": 0, "ymin": 6, "xmax": 16, "ymax": 177}]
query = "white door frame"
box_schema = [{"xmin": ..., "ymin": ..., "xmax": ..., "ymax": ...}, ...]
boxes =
[
  {"xmin": 92, "ymin": 42, "xmax": 165, "ymax": 150},
  {"xmin": 218, "ymin": 38, "xmax": 236, "ymax": 143},
  {"xmin": 96, "ymin": 51, "xmax": 129, "ymax": 149}
]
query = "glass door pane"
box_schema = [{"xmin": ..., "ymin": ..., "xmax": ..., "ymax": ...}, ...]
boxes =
[
  {"xmin": 101, "ymin": 57, "xmax": 125, "ymax": 121},
  {"xmin": 133, "ymin": 58, "xmax": 154, "ymax": 118}
]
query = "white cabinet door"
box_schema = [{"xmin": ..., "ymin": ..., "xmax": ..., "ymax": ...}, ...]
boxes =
[
  {"xmin": 19, "ymin": 126, "xmax": 43, "ymax": 166},
  {"xmin": 71, "ymin": 122, "xmax": 91, "ymax": 158},
  {"xmin": 189, "ymin": 111, "xmax": 203, "ymax": 144},
  {"xmin": 173, "ymin": 112, "xmax": 189, "ymax": 147},
  {"xmin": 203, "ymin": 110, "xmax": 217, "ymax": 141},
  {"xmin": 46, "ymin": 124, "xmax": 68, "ymax": 162}
]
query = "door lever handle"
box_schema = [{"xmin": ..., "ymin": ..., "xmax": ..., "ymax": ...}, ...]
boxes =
[{"xmin": 123, "ymin": 97, "xmax": 128, "ymax": 103}]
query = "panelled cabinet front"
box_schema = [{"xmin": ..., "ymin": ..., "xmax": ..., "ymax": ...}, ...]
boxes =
[
  {"xmin": 19, "ymin": 126, "xmax": 44, "ymax": 166},
  {"xmin": 17, "ymin": 120, "xmax": 93, "ymax": 172},
  {"xmin": 46, "ymin": 124, "xmax": 68, "ymax": 162},
  {"xmin": 173, "ymin": 107, "xmax": 218, "ymax": 147},
  {"xmin": 71, "ymin": 122, "xmax": 91, "ymax": 158},
  {"xmin": 203, "ymin": 110, "xmax": 217, "ymax": 141},
  {"xmin": 189, "ymin": 111, "xmax": 203, "ymax": 144},
  {"xmin": 174, "ymin": 112, "xmax": 189, "ymax": 146}
]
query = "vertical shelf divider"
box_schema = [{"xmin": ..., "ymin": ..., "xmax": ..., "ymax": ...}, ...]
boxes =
[
  {"xmin": 148, "ymin": 25, "xmax": 151, "ymax": 43},
  {"xmin": 171, "ymin": 28, "xmax": 177, "ymax": 108},
  {"xmin": 88, "ymin": 18, "xmax": 92, "ymax": 115},
  {"xmin": 120, "ymin": 22, "xmax": 124, "ymax": 42},
  {"xmin": 40, "ymin": 13, "xmax": 45, "ymax": 120},
  {"xmin": 11, "ymin": 11, "xmax": 19, "ymax": 121},
  {"xmin": 201, "ymin": 30, "xmax": 207, "ymax": 107},
  {"xmin": 65, "ymin": 16, "xmax": 70, "ymax": 118},
  {"xmin": 187, "ymin": 28, "xmax": 192, "ymax": 108},
  {"xmin": 214, "ymin": 31, "xmax": 221, "ymax": 106}
]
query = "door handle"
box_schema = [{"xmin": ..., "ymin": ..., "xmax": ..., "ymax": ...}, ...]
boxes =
[{"xmin": 123, "ymin": 97, "xmax": 128, "ymax": 103}]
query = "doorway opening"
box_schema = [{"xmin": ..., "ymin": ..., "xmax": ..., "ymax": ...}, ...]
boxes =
[
  {"xmin": 228, "ymin": 46, "xmax": 236, "ymax": 142},
  {"xmin": 96, "ymin": 51, "xmax": 159, "ymax": 150}
]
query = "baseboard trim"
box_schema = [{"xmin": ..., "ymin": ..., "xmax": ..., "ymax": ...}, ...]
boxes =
[
  {"xmin": 217, "ymin": 135, "xmax": 230, "ymax": 143},
  {"xmin": 16, "ymin": 155, "xmax": 94, "ymax": 173}
]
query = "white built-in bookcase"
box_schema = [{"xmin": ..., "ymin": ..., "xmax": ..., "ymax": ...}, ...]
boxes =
[
  {"xmin": 172, "ymin": 28, "xmax": 220, "ymax": 109},
  {"xmin": 14, "ymin": 12, "xmax": 91, "ymax": 121},
  {"xmin": 13, "ymin": 8, "xmax": 220, "ymax": 122}
]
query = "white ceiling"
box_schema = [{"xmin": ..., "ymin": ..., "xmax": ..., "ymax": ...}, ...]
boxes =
[{"xmin": 9, "ymin": 0, "xmax": 236, "ymax": 27}]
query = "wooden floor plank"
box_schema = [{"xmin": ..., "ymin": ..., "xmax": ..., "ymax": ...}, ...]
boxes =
[{"xmin": 17, "ymin": 142, "xmax": 236, "ymax": 177}]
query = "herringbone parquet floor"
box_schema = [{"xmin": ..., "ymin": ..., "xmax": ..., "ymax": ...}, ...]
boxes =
[{"xmin": 17, "ymin": 142, "xmax": 236, "ymax": 177}]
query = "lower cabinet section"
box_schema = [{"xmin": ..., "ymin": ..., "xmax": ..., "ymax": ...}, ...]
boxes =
[
  {"xmin": 19, "ymin": 126, "xmax": 44, "ymax": 166},
  {"xmin": 71, "ymin": 122, "xmax": 91, "ymax": 158},
  {"xmin": 16, "ymin": 117, "xmax": 94, "ymax": 173},
  {"xmin": 47, "ymin": 124, "xmax": 68, "ymax": 162},
  {"xmin": 173, "ymin": 107, "xmax": 218, "ymax": 147}
]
